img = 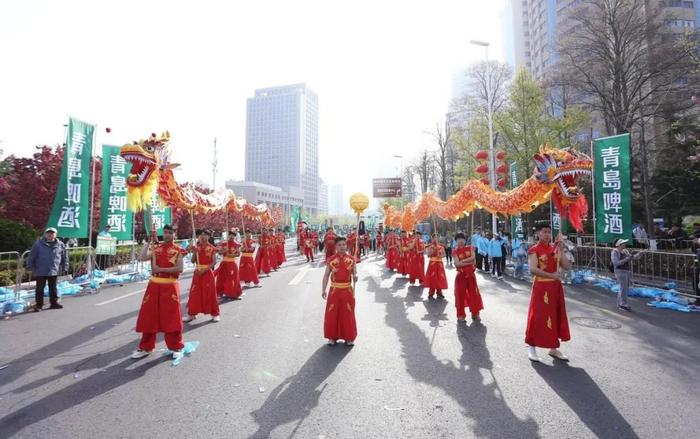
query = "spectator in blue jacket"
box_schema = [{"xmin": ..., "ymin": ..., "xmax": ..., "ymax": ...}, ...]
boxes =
[
  {"xmin": 27, "ymin": 227, "xmax": 67, "ymax": 311},
  {"xmin": 489, "ymin": 234, "xmax": 504, "ymax": 279},
  {"xmin": 513, "ymin": 238, "xmax": 528, "ymax": 279},
  {"xmin": 477, "ymin": 232, "xmax": 490, "ymax": 272}
]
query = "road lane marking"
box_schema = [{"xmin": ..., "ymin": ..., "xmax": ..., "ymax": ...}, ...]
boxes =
[
  {"xmin": 95, "ymin": 288, "xmax": 146, "ymax": 306},
  {"xmin": 288, "ymin": 266, "xmax": 310, "ymax": 285}
]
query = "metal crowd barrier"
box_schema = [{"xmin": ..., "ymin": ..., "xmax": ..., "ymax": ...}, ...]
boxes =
[{"xmin": 572, "ymin": 245, "xmax": 697, "ymax": 293}]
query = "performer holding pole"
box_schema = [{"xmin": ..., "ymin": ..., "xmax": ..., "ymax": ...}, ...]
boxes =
[
  {"xmin": 184, "ymin": 229, "xmax": 221, "ymax": 323},
  {"xmin": 216, "ymin": 229, "xmax": 242, "ymax": 300},
  {"xmin": 131, "ymin": 225, "xmax": 186, "ymax": 360},
  {"xmin": 424, "ymin": 233, "xmax": 447, "ymax": 299},
  {"xmin": 453, "ymin": 232, "xmax": 484, "ymax": 322},
  {"xmin": 239, "ymin": 232, "xmax": 260, "ymax": 287},
  {"xmin": 323, "ymin": 226, "xmax": 337, "ymax": 263},
  {"xmin": 525, "ymin": 222, "xmax": 571, "ymax": 363}
]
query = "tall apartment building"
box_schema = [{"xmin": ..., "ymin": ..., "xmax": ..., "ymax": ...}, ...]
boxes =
[
  {"xmin": 329, "ymin": 184, "xmax": 345, "ymax": 216},
  {"xmin": 318, "ymin": 178, "xmax": 329, "ymax": 215},
  {"xmin": 245, "ymin": 83, "xmax": 320, "ymax": 215}
]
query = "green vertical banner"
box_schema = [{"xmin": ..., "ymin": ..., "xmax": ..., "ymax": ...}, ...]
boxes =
[
  {"xmin": 99, "ymin": 145, "xmax": 133, "ymax": 240},
  {"xmin": 46, "ymin": 117, "xmax": 95, "ymax": 237},
  {"xmin": 552, "ymin": 211, "xmax": 561, "ymax": 239},
  {"xmin": 594, "ymin": 133, "xmax": 632, "ymax": 243},
  {"xmin": 144, "ymin": 193, "xmax": 172, "ymax": 236},
  {"xmin": 510, "ymin": 162, "xmax": 524, "ymax": 238},
  {"xmin": 291, "ymin": 206, "xmax": 300, "ymax": 230}
]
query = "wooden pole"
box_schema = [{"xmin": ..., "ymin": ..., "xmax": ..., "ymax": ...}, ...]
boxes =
[{"xmin": 189, "ymin": 209, "xmax": 196, "ymax": 240}]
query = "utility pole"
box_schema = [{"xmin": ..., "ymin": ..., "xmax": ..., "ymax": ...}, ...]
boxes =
[{"xmin": 212, "ymin": 138, "xmax": 218, "ymax": 190}]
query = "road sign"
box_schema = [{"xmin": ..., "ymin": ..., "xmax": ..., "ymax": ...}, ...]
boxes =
[{"xmin": 373, "ymin": 178, "xmax": 402, "ymax": 198}]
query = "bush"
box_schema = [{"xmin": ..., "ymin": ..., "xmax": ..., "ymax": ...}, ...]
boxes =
[{"xmin": 0, "ymin": 218, "xmax": 39, "ymax": 253}]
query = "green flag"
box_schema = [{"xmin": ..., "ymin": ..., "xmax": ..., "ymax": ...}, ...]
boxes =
[
  {"xmin": 46, "ymin": 117, "xmax": 95, "ymax": 238},
  {"xmin": 99, "ymin": 145, "xmax": 133, "ymax": 240},
  {"xmin": 291, "ymin": 206, "xmax": 300, "ymax": 230},
  {"xmin": 594, "ymin": 133, "xmax": 632, "ymax": 243},
  {"xmin": 144, "ymin": 192, "xmax": 172, "ymax": 236}
]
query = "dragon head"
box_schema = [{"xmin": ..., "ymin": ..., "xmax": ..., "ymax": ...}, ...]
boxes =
[
  {"xmin": 119, "ymin": 131, "xmax": 172, "ymax": 211},
  {"xmin": 533, "ymin": 144, "xmax": 592, "ymax": 232},
  {"xmin": 533, "ymin": 144, "xmax": 592, "ymax": 200}
]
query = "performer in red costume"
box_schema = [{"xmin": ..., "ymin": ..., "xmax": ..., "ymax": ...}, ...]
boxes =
[
  {"xmin": 131, "ymin": 225, "xmax": 187, "ymax": 360},
  {"xmin": 385, "ymin": 229, "xmax": 400, "ymax": 271},
  {"xmin": 297, "ymin": 221, "xmax": 305, "ymax": 254},
  {"xmin": 311, "ymin": 229, "xmax": 319, "ymax": 255},
  {"xmin": 525, "ymin": 223, "xmax": 571, "ymax": 363},
  {"xmin": 256, "ymin": 229, "xmax": 272, "ymax": 275},
  {"xmin": 398, "ymin": 230, "xmax": 411, "ymax": 276},
  {"xmin": 276, "ymin": 228, "xmax": 287, "ymax": 266},
  {"xmin": 321, "ymin": 237, "xmax": 358, "ymax": 345},
  {"xmin": 347, "ymin": 228, "xmax": 361, "ymax": 263},
  {"xmin": 409, "ymin": 231, "xmax": 425, "ymax": 285},
  {"xmin": 453, "ymin": 232, "xmax": 483, "ymax": 322},
  {"xmin": 424, "ymin": 234, "xmax": 447, "ymax": 298},
  {"xmin": 216, "ymin": 230, "xmax": 242, "ymax": 300},
  {"xmin": 303, "ymin": 233, "xmax": 315, "ymax": 262},
  {"xmin": 376, "ymin": 229, "xmax": 384, "ymax": 255},
  {"xmin": 268, "ymin": 228, "xmax": 279, "ymax": 271},
  {"xmin": 323, "ymin": 227, "xmax": 337, "ymax": 263},
  {"xmin": 239, "ymin": 232, "xmax": 260, "ymax": 286},
  {"xmin": 184, "ymin": 229, "xmax": 220, "ymax": 323}
]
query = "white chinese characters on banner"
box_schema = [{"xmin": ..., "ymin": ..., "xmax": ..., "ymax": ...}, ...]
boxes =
[
  {"xmin": 60, "ymin": 131, "xmax": 88, "ymax": 229},
  {"xmin": 601, "ymin": 146, "xmax": 624, "ymax": 235}
]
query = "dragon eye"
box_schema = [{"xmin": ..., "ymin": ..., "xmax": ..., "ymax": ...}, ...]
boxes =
[{"xmin": 145, "ymin": 145, "xmax": 155, "ymax": 153}]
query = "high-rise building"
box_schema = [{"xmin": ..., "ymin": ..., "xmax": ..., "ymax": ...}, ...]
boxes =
[
  {"xmin": 511, "ymin": 0, "xmax": 699, "ymax": 81},
  {"xmin": 318, "ymin": 178, "xmax": 329, "ymax": 214},
  {"xmin": 245, "ymin": 83, "xmax": 319, "ymax": 214},
  {"xmin": 329, "ymin": 184, "xmax": 345, "ymax": 216}
]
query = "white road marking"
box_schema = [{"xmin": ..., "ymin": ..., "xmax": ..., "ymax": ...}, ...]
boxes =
[
  {"xmin": 95, "ymin": 288, "xmax": 146, "ymax": 306},
  {"xmin": 288, "ymin": 266, "xmax": 310, "ymax": 285}
]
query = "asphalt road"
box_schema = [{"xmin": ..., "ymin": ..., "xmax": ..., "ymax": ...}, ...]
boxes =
[{"xmin": 1, "ymin": 248, "xmax": 699, "ymax": 439}]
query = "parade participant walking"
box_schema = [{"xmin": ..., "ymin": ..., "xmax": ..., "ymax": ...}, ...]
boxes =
[
  {"xmin": 323, "ymin": 227, "xmax": 337, "ymax": 263},
  {"xmin": 376, "ymin": 229, "xmax": 384, "ymax": 255},
  {"xmin": 321, "ymin": 237, "xmax": 358, "ymax": 346},
  {"xmin": 28, "ymin": 227, "xmax": 67, "ymax": 311},
  {"xmin": 425, "ymin": 234, "xmax": 447, "ymax": 299},
  {"xmin": 311, "ymin": 228, "xmax": 320, "ymax": 254},
  {"xmin": 409, "ymin": 231, "xmax": 425, "ymax": 285},
  {"xmin": 304, "ymin": 232, "xmax": 315, "ymax": 262},
  {"xmin": 453, "ymin": 232, "xmax": 484, "ymax": 322},
  {"xmin": 131, "ymin": 225, "xmax": 186, "ymax": 360},
  {"xmin": 385, "ymin": 229, "xmax": 400, "ymax": 271},
  {"xmin": 276, "ymin": 228, "xmax": 287, "ymax": 266},
  {"xmin": 184, "ymin": 229, "xmax": 220, "ymax": 323},
  {"xmin": 239, "ymin": 232, "xmax": 260, "ymax": 286},
  {"xmin": 398, "ymin": 230, "xmax": 411, "ymax": 276},
  {"xmin": 525, "ymin": 223, "xmax": 571, "ymax": 363},
  {"xmin": 216, "ymin": 230, "xmax": 242, "ymax": 300},
  {"xmin": 268, "ymin": 228, "xmax": 279, "ymax": 271},
  {"xmin": 256, "ymin": 229, "xmax": 272, "ymax": 275},
  {"xmin": 347, "ymin": 228, "xmax": 360, "ymax": 262}
]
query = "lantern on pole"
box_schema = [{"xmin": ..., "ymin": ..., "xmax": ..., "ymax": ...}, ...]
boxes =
[{"xmin": 349, "ymin": 193, "xmax": 369, "ymax": 258}]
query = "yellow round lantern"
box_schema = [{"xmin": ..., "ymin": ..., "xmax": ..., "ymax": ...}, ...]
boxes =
[{"xmin": 349, "ymin": 192, "xmax": 369, "ymax": 215}]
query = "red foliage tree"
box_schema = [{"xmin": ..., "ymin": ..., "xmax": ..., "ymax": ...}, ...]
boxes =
[{"xmin": 0, "ymin": 145, "xmax": 102, "ymax": 233}]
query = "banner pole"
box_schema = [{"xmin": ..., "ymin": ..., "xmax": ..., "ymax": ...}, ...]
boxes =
[
  {"xmin": 590, "ymin": 135, "xmax": 598, "ymax": 276},
  {"xmin": 86, "ymin": 126, "xmax": 98, "ymax": 279}
]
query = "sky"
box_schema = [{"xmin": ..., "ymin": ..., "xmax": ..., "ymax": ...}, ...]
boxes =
[{"xmin": 0, "ymin": 0, "xmax": 510, "ymax": 206}]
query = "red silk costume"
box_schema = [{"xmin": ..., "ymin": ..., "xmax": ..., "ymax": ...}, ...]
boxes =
[
  {"xmin": 324, "ymin": 253, "xmax": 358, "ymax": 342},
  {"xmin": 385, "ymin": 233, "xmax": 400, "ymax": 270},
  {"xmin": 216, "ymin": 240, "xmax": 242, "ymax": 299},
  {"xmin": 256, "ymin": 234, "xmax": 272, "ymax": 274},
  {"xmin": 187, "ymin": 242, "xmax": 220, "ymax": 317},
  {"xmin": 347, "ymin": 232, "xmax": 360, "ymax": 262},
  {"xmin": 525, "ymin": 241, "xmax": 571, "ymax": 348},
  {"xmin": 453, "ymin": 245, "xmax": 484, "ymax": 319},
  {"xmin": 276, "ymin": 232, "xmax": 286, "ymax": 265},
  {"xmin": 311, "ymin": 231, "xmax": 319, "ymax": 252},
  {"xmin": 239, "ymin": 238, "xmax": 260, "ymax": 284},
  {"xmin": 324, "ymin": 231, "xmax": 337, "ymax": 262},
  {"xmin": 136, "ymin": 242, "xmax": 186, "ymax": 351},
  {"xmin": 398, "ymin": 235, "xmax": 411, "ymax": 275},
  {"xmin": 376, "ymin": 232, "xmax": 383, "ymax": 253},
  {"xmin": 409, "ymin": 237, "xmax": 425, "ymax": 284},
  {"xmin": 424, "ymin": 242, "xmax": 448, "ymax": 295},
  {"xmin": 304, "ymin": 236, "xmax": 315, "ymax": 262}
]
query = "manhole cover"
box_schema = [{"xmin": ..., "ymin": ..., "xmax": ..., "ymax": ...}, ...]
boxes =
[{"xmin": 571, "ymin": 317, "xmax": 621, "ymax": 330}]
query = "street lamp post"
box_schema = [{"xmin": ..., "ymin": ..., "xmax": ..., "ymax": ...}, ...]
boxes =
[
  {"xmin": 393, "ymin": 154, "xmax": 404, "ymax": 209},
  {"xmin": 470, "ymin": 39, "xmax": 498, "ymax": 235}
]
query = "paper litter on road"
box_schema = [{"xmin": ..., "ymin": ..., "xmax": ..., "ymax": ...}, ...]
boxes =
[
  {"xmin": 73, "ymin": 373, "xmax": 80, "ymax": 379},
  {"xmin": 165, "ymin": 341, "xmax": 200, "ymax": 366},
  {"xmin": 383, "ymin": 405, "xmax": 404, "ymax": 411},
  {"xmin": 258, "ymin": 386, "xmax": 266, "ymax": 393},
  {"xmin": 0, "ymin": 364, "xmax": 9, "ymax": 371}
]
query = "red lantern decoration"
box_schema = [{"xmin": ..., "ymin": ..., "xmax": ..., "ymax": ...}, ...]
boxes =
[
  {"xmin": 497, "ymin": 178, "xmax": 507, "ymax": 188},
  {"xmin": 480, "ymin": 177, "xmax": 490, "ymax": 185},
  {"xmin": 496, "ymin": 150, "xmax": 507, "ymax": 161},
  {"xmin": 475, "ymin": 150, "xmax": 489, "ymax": 161},
  {"xmin": 475, "ymin": 164, "xmax": 489, "ymax": 174},
  {"xmin": 496, "ymin": 164, "xmax": 508, "ymax": 174}
]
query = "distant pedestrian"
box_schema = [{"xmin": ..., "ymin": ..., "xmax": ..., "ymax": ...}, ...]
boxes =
[
  {"xmin": 27, "ymin": 227, "xmax": 67, "ymax": 311},
  {"xmin": 489, "ymin": 234, "xmax": 503, "ymax": 280},
  {"xmin": 445, "ymin": 233, "xmax": 453, "ymax": 267},
  {"xmin": 513, "ymin": 239, "xmax": 528, "ymax": 280},
  {"xmin": 632, "ymin": 224, "xmax": 649, "ymax": 249},
  {"xmin": 611, "ymin": 239, "xmax": 641, "ymax": 312}
]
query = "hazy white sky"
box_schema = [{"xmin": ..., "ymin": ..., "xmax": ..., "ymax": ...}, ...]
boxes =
[{"xmin": 0, "ymin": 0, "xmax": 509, "ymax": 203}]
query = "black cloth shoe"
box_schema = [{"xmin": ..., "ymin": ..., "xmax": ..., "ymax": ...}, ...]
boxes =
[{"xmin": 49, "ymin": 304, "xmax": 64, "ymax": 309}]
